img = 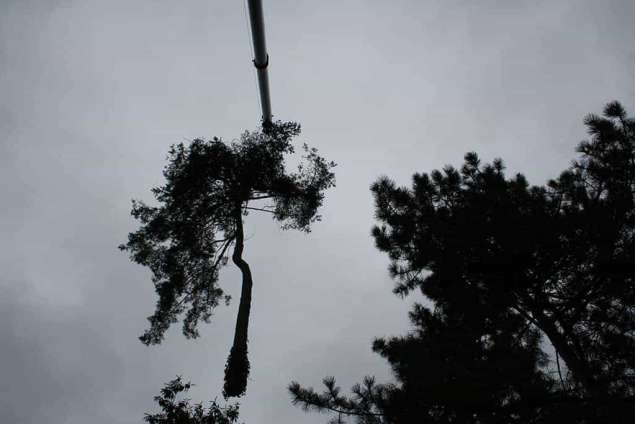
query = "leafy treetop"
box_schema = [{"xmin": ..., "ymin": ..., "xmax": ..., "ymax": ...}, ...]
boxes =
[{"xmin": 119, "ymin": 121, "xmax": 336, "ymax": 345}]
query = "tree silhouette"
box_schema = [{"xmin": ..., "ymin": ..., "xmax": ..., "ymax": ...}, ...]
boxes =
[
  {"xmin": 120, "ymin": 121, "xmax": 335, "ymax": 397},
  {"xmin": 290, "ymin": 102, "xmax": 634, "ymax": 423},
  {"xmin": 144, "ymin": 377, "xmax": 240, "ymax": 424}
]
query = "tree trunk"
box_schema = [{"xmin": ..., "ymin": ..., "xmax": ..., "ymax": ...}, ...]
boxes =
[
  {"xmin": 223, "ymin": 212, "xmax": 253, "ymax": 398},
  {"xmin": 533, "ymin": 311, "xmax": 608, "ymax": 399}
]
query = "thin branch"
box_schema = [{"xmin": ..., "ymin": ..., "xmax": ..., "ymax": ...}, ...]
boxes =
[
  {"xmin": 510, "ymin": 304, "xmax": 544, "ymax": 332},
  {"xmin": 212, "ymin": 237, "xmax": 234, "ymax": 269},
  {"xmin": 243, "ymin": 206, "xmax": 276, "ymax": 214},
  {"xmin": 291, "ymin": 390, "xmax": 384, "ymax": 420},
  {"xmin": 210, "ymin": 238, "xmax": 230, "ymax": 245},
  {"xmin": 298, "ymin": 402, "xmax": 385, "ymax": 419},
  {"xmin": 555, "ymin": 350, "xmax": 567, "ymax": 392},
  {"xmin": 248, "ymin": 195, "xmax": 274, "ymax": 200}
]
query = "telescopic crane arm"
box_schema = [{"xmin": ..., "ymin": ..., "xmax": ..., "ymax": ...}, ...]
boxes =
[{"xmin": 246, "ymin": 0, "xmax": 272, "ymax": 125}]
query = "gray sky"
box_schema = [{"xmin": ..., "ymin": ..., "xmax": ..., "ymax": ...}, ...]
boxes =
[{"xmin": 1, "ymin": 1, "xmax": 634, "ymax": 423}]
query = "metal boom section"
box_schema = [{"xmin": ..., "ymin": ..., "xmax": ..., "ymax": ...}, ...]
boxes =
[{"xmin": 246, "ymin": 0, "xmax": 272, "ymax": 125}]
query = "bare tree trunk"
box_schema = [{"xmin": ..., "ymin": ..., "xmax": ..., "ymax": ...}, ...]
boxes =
[{"xmin": 223, "ymin": 212, "xmax": 253, "ymax": 398}]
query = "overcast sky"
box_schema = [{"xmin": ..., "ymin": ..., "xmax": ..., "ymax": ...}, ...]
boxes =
[{"xmin": 2, "ymin": 1, "xmax": 634, "ymax": 423}]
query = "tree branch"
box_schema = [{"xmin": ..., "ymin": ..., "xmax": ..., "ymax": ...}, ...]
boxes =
[
  {"xmin": 248, "ymin": 195, "xmax": 274, "ymax": 200},
  {"xmin": 243, "ymin": 206, "xmax": 276, "ymax": 214},
  {"xmin": 212, "ymin": 238, "xmax": 233, "ymax": 269},
  {"xmin": 555, "ymin": 350, "xmax": 567, "ymax": 392}
]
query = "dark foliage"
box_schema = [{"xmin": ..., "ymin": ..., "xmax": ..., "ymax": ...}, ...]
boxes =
[
  {"xmin": 290, "ymin": 102, "xmax": 634, "ymax": 423},
  {"xmin": 223, "ymin": 346, "xmax": 250, "ymax": 399},
  {"xmin": 144, "ymin": 377, "xmax": 240, "ymax": 424},
  {"xmin": 120, "ymin": 121, "xmax": 335, "ymax": 397}
]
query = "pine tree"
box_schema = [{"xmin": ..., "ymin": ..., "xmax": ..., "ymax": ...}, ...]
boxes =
[
  {"xmin": 121, "ymin": 122, "xmax": 335, "ymax": 397},
  {"xmin": 291, "ymin": 102, "xmax": 634, "ymax": 423},
  {"xmin": 144, "ymin": 377, "xmax": 241, "ymax": 424}
]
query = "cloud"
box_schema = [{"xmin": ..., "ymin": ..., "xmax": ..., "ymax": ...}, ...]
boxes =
[
  {"xmin": 1, "ymin": 1, "xmax": 634, "ymax": 423},
  {"xmin": 0, "ymin": 285, "xmax": 124, "ymax": 424}
]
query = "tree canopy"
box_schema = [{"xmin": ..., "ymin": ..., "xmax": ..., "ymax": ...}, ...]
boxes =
[
  {"xmin": 290, "ymin": 102, "xmax": 634, "ymax": 423},
  {"xmin": 121, "ymin": 121, "xmax": 335, "ymax": 397},
  {"xmin": 144, "ymin": 377, "xmax": 241, "ymax": 424}
]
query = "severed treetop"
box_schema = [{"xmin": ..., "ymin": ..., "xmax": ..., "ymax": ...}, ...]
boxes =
[{"xmin": 120, "ymin": 121, "xmax": 336, "ymax": 345}]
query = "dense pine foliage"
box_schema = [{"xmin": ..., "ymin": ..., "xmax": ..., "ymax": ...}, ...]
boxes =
[
  {"xmin": 291, "ymin": 102, "xmax": 634, "ymax": 423},
  {"xmin": 144, "ymin": 377, "xmax": 241, "ymax": 424}
]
